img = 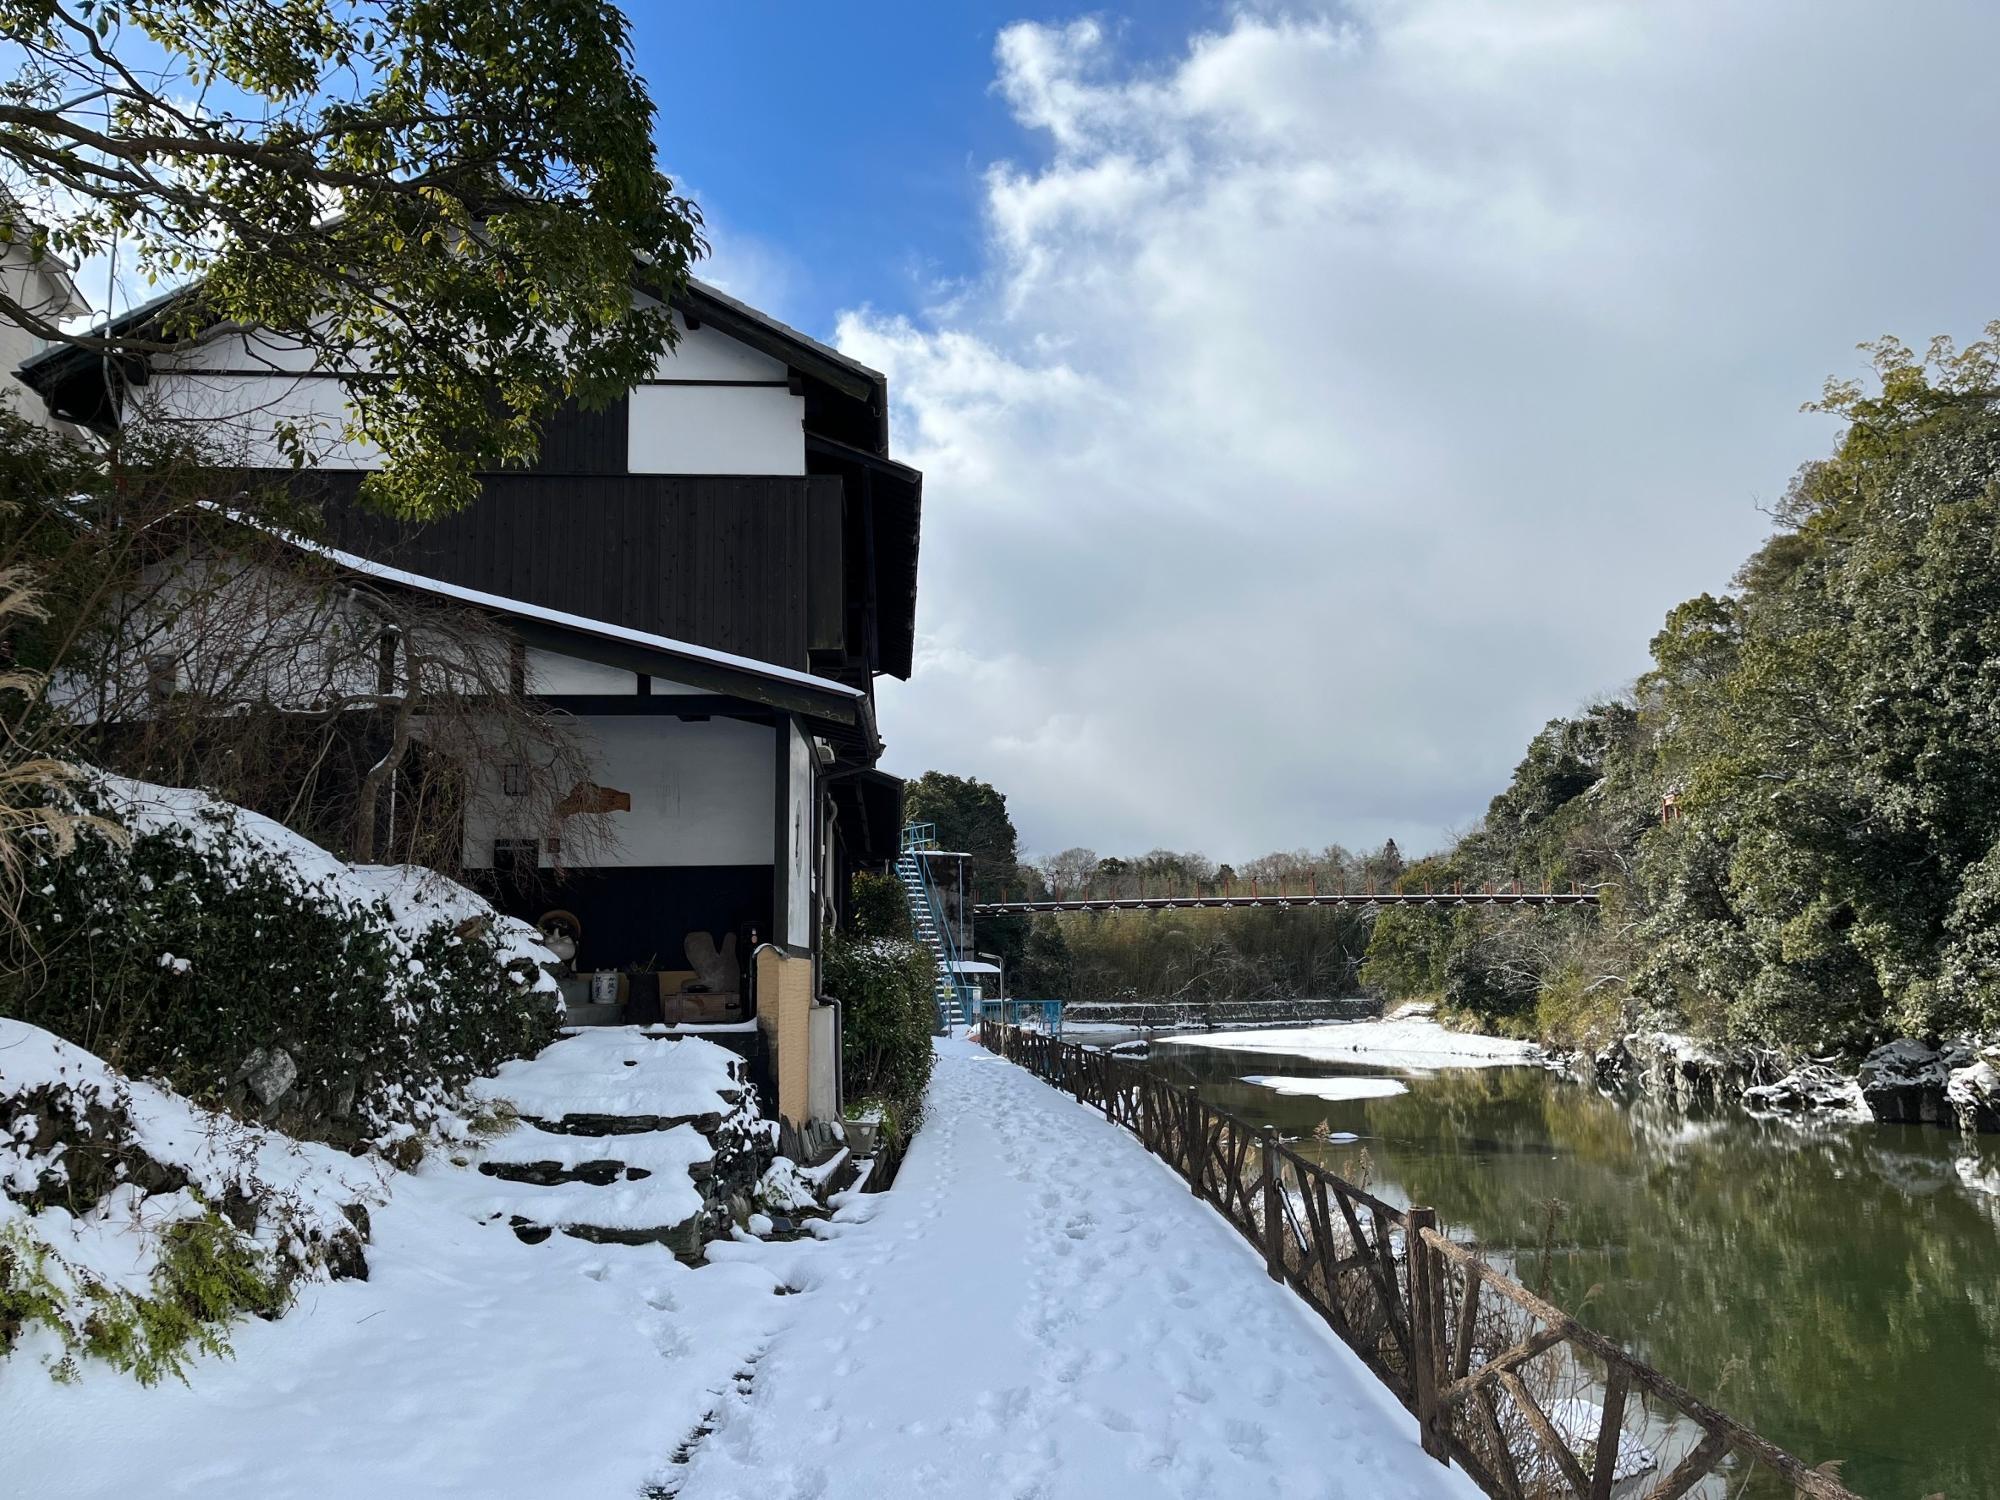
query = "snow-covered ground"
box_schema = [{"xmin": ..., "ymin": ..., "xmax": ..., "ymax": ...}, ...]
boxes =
[
  {"xmin": 4, "ymin": 1035, "xmax": 1476, "ymax": 1498},
  {"xmin": 1, "ymin": 1026, "xmax": 781, "ymax": 1497},
  {"xmin": 1, "ymin": 1157, "xmax": 790, "ymax": 1498},
  {"xmin": 669, "ymin": 1037, "xmax": 1477, "ymax": 1500},
  {"xmin": 1159, "ymin": 1016, "xmax": 1541, "ymax": 1072}
]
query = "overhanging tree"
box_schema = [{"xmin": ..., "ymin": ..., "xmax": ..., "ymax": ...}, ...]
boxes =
[{"xmin": 0, "ymin": 0, "xmax": 703, "ymax": 518}]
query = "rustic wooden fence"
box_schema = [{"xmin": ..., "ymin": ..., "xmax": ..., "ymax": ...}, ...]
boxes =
[{"xmin": 978, "ymin": 1018, "xmax": 1864, "ymax": 1500}]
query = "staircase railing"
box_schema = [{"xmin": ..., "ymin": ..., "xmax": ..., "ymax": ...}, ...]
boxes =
[{"xmin": 898, "ymin": 823, "xmax": 979, "ymax": 1029}]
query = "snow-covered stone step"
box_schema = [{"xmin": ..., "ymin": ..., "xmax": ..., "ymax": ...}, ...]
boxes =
[
  {"xmin": 471, "ymin": 1027, "xmax": 742, "ymax": 1135},
  {"xmin": 475, "ymin": 1119, "xmax": 714, "ymax": 1188},
  {"xmin": 460, "ymin": 1027, "xmax": 775, "ymax": 1261},
  {"xmin": 449, "ymin": 1168, "xmax": 707, "ymax": 1257}
]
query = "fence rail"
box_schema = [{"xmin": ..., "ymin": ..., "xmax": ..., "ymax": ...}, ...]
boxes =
[{"xmin": 977, "ymin": 1017, "xmax": 1863, "ymax": 1500}]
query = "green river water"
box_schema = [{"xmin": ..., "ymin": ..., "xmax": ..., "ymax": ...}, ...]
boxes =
[{"xmin": 1116, "ymin": 1032, "xmax": 2000, "ymax": 1500}]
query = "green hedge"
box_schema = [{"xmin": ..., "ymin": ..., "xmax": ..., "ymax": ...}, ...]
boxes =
[
  {"xmin": 821, "ymin": 930, "xmax": 935, "ymax": 1147},
  {"xmin": 849, "ymin": 870, "xmax": 912, "ymax": 940}
]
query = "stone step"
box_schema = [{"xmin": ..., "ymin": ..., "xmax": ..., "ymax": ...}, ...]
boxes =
[
  {"xmin": 521, "ymin": 1109, "xmax": 726, "ymax": 1136},
  {"xmin": 507, "ymin": 1216, "xmax": 704, "ymax": 1261}
]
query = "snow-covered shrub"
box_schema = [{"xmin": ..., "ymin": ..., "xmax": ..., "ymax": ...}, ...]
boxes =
[
  {"xmin": 821, "ymin": 931, "xmax": 935, "ymax": 1146},
  {"xmin": 753, "ymin": 1156, "xmax": 818, "ymax": 1216},
  {"xmin": 0, "ymin": 774, "xmax": 558, "ymax": 1144},
  {"xmin": 1, "ymin": 1020, "xmax": 382, "ymax": 1384}
]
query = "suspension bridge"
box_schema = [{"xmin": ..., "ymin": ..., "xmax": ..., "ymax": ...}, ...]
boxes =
[
  {"xmin": 972, "ymin": 887, "xmax": 1600, "ymax": 916},
  {"xmin": 893, "ymin": 822, "xmax": 1598, "ymax": 1029}
]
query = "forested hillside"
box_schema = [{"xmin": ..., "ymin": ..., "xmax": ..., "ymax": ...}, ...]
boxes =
[{"xmin": 1367, "ymin": 325, "xmax": 2000, "ymax": 1054}]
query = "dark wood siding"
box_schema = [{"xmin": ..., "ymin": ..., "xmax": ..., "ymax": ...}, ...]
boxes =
[
  {"xmin": 806, "ymin": 482, "xmax": 845, "ymax": 653},
  {"xmin": 511, "ymin": 397, "xmax": 629, "ymax": 475},
  {"xmin": 311, "ymin": 471, "xmax": 848, "ymax": 672}
]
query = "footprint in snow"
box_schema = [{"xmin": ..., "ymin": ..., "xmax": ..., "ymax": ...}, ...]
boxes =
[
  {"xmin": 1223, "ymin": 1419, "xmax": 1270, "ymax": 1462},
  {"xmin": 1091, "ymin": 1404, "xmax": 1138, "ymax": 1433}
]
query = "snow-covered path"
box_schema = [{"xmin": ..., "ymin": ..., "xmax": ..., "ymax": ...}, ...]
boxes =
[{"xmin": 677, "ymin": 1037, "xmax": 1478, "ymax": 1500}]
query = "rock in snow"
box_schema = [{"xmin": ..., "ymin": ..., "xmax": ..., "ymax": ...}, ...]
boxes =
[
  {"xmin": 1858, "ymin": 1039, "xmax": 1953, "ymax": 1125},
  {"xmin": 1947, "ymin": 1055, "xmax": 2000, "ymax": 1134},
  {"xmin": 237, "ymin": 1046, "xmax": 299, "ymax": 1108},
  {"xmin": 1743, "ymin": 1063, "xmax": 1868, "ymax": 1120}
]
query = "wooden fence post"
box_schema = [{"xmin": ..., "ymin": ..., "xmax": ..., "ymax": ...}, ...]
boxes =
[
  {"xmin": 1185, "ymin": 1086, "xmax": 1203, "ymax": 1196},
  {"xmin": 1260, "ymin": 1127, "xmax": 1283, "ymax": 1282},
  {"xmin": 1406, "ymin": 1206, "xmax": 1448, "ymax": 1463}
]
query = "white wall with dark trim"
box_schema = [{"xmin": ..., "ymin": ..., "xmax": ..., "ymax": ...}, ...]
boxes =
[{"xmin": 462, "ymin": 712, "xmax": 777, "ymax": 869}]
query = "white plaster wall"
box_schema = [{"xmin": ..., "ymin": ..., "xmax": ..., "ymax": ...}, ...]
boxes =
[
  {"xmin": 164, "ymin": 326, "xmax": 341, "ymax": 376},
  {"xmin": 45, "ymin": 551, "xmax": 382, "ymax": 720},
  {"xmin": 131, "ymin": 326, "xmax": 376, "ymax": 467},
  {"xmin": 626, "ymin": 383, "xmax": 805, "ymax": 475},
  {"xmin": 137, "ymin": 368, "xmax": 378, "ymax": 468},
  {"xmin": 652, "ymin": 316, "xmax": 787, "ymax": 381},
  {"xmin": 131, "ymin": 310, "xmax": 808, "ymax": 475},
  {"xmin": 1, "ymin": 245, "xmax": 87, "ymax": 432},
  {"xmin": 464, "ymin": 714, "xmax": 775, "ymax": 869},
  {"xmin": 784, "ymin": 720, "xmax": 813, "ymax": 947},
  {"xmin": 525, "ymin": 649, "xmax": 636, "ymax": 696},
  {"xmin": 523, "ymin": 646, "xmax": 718, "ymax": 697}
]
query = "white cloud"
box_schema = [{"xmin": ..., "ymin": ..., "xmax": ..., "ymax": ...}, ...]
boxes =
[{"xmin": 847, "ymin": 1, "xmax": 2000, "ymax": 862}]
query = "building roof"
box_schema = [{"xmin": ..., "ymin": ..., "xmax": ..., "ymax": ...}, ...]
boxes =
[
  {"xmin": 17, "ymin": 275, "xmax": 891, "ymax": 449},
  {"xmin": 275, "ymin": 525, "xmax": 876, "ymax": 741}
]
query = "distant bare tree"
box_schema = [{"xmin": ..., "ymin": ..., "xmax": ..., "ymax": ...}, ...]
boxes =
[{"xmin": 1038, "ymin": 846, "xmax": 1099, "ymax": 897}]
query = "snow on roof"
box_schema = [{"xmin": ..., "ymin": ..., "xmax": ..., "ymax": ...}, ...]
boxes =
[
  {"xmin": 282, "ymin": 529, "xmax": 863, "ymax": 704},
  {"xmin": 947, "ymin": 960, "xmax": 1003, "ymax": 975}
]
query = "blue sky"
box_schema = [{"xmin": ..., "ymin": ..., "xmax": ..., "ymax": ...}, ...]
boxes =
[{"xmin": 630, "ymin": 3, "xmax": 1214, "ymax": 326}]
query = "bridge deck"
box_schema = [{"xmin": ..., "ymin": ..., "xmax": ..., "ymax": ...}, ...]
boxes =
[{"xmin": 974, "ymin": 890, "xmax": 1598, "ymax": 916}]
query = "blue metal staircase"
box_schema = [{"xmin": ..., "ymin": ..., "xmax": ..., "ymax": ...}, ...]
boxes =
[{"xmin": 896, "ymin": 822, "xmax": 981, "ymax": 1030}]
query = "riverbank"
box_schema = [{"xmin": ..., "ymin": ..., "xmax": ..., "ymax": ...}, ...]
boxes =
[
  {"xmin": 1572, "ymin": 1029, "xmax": 2000, "ymax": 1135},
  {"xmin": 1120, "ymin": 1001, "xmax": 2000, "ymax": 1136}
]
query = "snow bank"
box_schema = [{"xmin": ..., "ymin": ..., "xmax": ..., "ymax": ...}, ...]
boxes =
[
  {"xmin": 0, "ymin": 1148, "xmax": 794, "ymax": 1498},
  {"xmin": 346, "ymin": 862, "xmax": 558, "ymax": 997},
  {"xmin": 14, "ymin": 770, "xmax": 565, "ymax": 1141},
  {"xmin": 2, "ymin": 1020, "xmax": 384, "ymax": 1380},
  {"xmin": 1241, "ymin": 1074, "xmax": 1410, "ymax": 1101},
  {"xmin": 1162, "ymin": 1016, "xmax": 1543, "ymax": 1070},
  {"xmin": 98, "ymin": 775, "xmax": 556, "ymax": 993}
]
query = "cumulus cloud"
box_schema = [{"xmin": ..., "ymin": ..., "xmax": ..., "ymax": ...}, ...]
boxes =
[{"xmin": 844, "ymin": 1, "xmax": 2000, "ymax": 861}]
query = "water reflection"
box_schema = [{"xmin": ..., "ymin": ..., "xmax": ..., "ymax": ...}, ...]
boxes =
[{"xmin": 1129, "ymin": 1036, "xmax": 2000, "ymax": 1500}]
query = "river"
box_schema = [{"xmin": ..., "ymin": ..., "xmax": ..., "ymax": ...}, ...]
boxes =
[{"xmin": 1101, "ymin": 1026, "xmax": 2000, "ymax": 1500}]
